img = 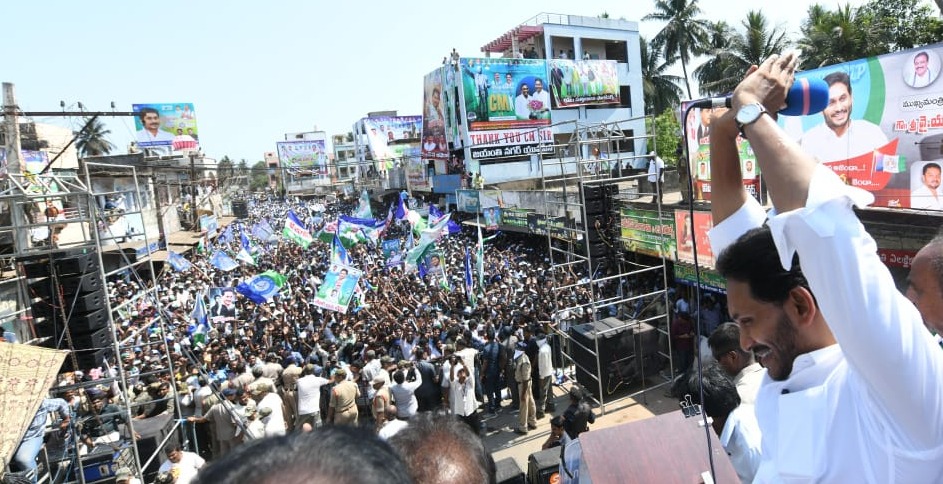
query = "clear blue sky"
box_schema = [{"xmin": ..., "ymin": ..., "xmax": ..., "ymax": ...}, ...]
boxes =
[{"xmin": 3, "ymin": 0, "xmax": 867, "ymax": 163}]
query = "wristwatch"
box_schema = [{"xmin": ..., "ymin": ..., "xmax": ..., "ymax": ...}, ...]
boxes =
[{"xmin": 735, "ymin": 102, "xmax": 769, "ymax": 138}]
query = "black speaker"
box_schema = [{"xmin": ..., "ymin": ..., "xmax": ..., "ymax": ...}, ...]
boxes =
[
  {"xmin": 22, "ymin": 259, "xmax": 52, "ymax": 278},
  {"xmin": 40, "ymin": 326, "xmax": 112, "ymax": 351},
  {"xmin": 29, "ymin": 272, "xmax": 103, "ymax": 299},
  {"xmin": 527, "ymin": 448, "xmax": 561, "ymax": 484},
  {"xmin": 232, "ymin": 201, "xmax": 249, "ymax": 219},
  {"xmin": 494, "ymin": 457, "xmax": 525, "ymax": 484},
  {"xmin": 134, "ymin": 414, "xmax": 179, "ymax": 478},
  {"xmin": 60, "ymin": 347, "xmax": 114, "ymax": 372},
  {"xmin": 55, "ymin": 253, "xmax": 99, "ymax": 275},
  {"xmin": 584, "ymin": 198, "xmax": 608, "ymax": 216},
  {"xmin": 34, "ymin": 308, "xmax": 108, "ymax": 337},
  {"xmin": 581, "ymin": 183, "xmax": 607, "ymax": 200},
  {"xmin": 569, "ymin": 318, "xmax": 659, "ymax": 396}
]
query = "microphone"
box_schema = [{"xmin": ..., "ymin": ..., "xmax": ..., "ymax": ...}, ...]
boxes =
[{"xmin": 687, "ymin": 77, "xmax": 830, "ymax": 116}]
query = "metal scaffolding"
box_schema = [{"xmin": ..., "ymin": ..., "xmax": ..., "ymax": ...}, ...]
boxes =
[
  {"xmin": 0, "ymin": 163, "xmax": 179, "ymax": 483},
  {"xmin": 539, "ymin": 116, "xmax": 674, "ymax": 414}
]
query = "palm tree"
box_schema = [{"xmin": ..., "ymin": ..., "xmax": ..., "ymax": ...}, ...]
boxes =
[
  {"xmin": 797, "ymin": 4, "xmax": 882, "ymax": 68},
  {"xmin": 640, "ymin": 37, "xmax": 684, "ymax": 115},
  {"xmin": 643, "ymin": 0, "xmax": 710, "ymax": 99},
  {"xmin": 75, "ymin": 117, "xmax": 115, "ymax": 157},
  {"xmin": 695, "ymin": 13, "xmax": 791, "ymax": 96}
]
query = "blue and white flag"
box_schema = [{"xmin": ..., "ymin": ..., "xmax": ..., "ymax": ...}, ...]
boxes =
[
  {"xmin": 188, "ymin": 291, "xmax": 209, "ymax": 344},
  {"xmin": 429, "ymin": 204, "xmax": 462, "ymax": 234},
  {"xmin": 167, "ymin": 251, "xmax": 192, "ymax": 272},
  {"xmin": 209, "ymin": 250, "xmax": 239, "ymax": 272},
  {"xmin": 332, "ymin": 233, "xmax": 352, "ymax": 265},
  {"xmin": 252, "ymin": 220, "xmax": 278, "ymax": 242},
  {"xmin": 235, "ymin": 247, "xmax": 256, "ymax": 265},
  {"xmin": 236, "ymin": 270, "xmax": 287, "ymax": 304},
  {"xmin": 464, "ymin": 246, "xmax": 476, "ymax": 307},
  {"xmin": 218, "ymin": 225, "xmax": 234, "ymax": 245},
  {"xmin": 283, "ymin": 211, "xmax": 313, "ymax": 249}
]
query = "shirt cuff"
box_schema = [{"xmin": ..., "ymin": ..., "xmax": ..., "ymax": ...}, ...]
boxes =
[
  {"xmin": 707, "ymin": 197, "xmax": 768, "ymax": 258},
  {"xmin": 766, "ymin": 164, "xmax": 875, "ymax": 270}
]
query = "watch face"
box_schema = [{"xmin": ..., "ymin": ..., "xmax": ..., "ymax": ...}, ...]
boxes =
[{"xmin": 737, "ymin": 104, "xmax": 762, "ymax": 125}]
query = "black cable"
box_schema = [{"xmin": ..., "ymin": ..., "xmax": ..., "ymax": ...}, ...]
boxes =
[{"xmin": 681, "ymin": 102, "xmax": 717, "ymax": 482}]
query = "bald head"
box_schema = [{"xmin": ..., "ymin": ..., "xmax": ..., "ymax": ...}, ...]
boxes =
[
  {"xmin": 907, "ymin": 237, "xmax": 943, "ymax": 334},
  {"xmin": 389, "ymin": 412, "xmax": 495, "ymax": 484}
]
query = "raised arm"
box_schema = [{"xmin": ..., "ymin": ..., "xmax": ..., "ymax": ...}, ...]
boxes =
[{"xmin": 732, "ymin": 52, "xmax": 943, "ymax": 447}]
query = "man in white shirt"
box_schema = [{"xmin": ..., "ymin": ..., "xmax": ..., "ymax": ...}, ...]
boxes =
[
  {"xmin": 295, "ymin": 364, "xmax": 329, "ymax": 429},
  {"xmin": 534, "ymin": 332, "xmax": 554, "ymax": 418},
  {"xmin": 515, "ymin": 83, "xmax": 533, "ymax": 120},
  {"xmin": 708, "ymin": 322, "xmax": 764, "ymax": 405},
  {"xmin": 157, "ymin": 445, "xmax": 204, "ymax": 484},
  {"xmin": 390, "ymin": 365, "xmax": 423, "ymax": 419},
  {"xmin": 531, "ymin": 79, "xmax": 552, "ymax": 115},
  {"xmin": 647, "ymin": 151, "xmax": 665, "ymax": 204},
  {"xmin": 377, "ymin": 404, "xmax": 408, "ymax": 440},
  {"xmin": 449, "ymin": 360, "xmax": 479, "ymax": 434},
  {"xmin": 135, "ymin": 107, "xmax": 175, "ymax": 145},
  {"xmin": 253, "ymin": 381, "xmax": 286, "ymax": 437},
  {"xmin": 799, "ymin": 70, "xmax": 888, "ymax": 163},
  {"xmin": 911, "ymin": 162, "xmax": 943, "ymax": 210},
  {"xmin": 709, "ymin": 52, "xmax": 943, "ymax": 482}
]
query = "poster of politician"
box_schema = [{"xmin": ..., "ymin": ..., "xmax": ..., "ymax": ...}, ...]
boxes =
[
  {"xmin": 209, "ymin": 287, "xmax": 239, "ymax": 324},
  {"xmin": 363, "ymin": 116, "xmax": 422, "ymax": 167},
  {"xmin": 313, "ymin": 264, "xmax": 362, "ymax": 313},
  {"xmin": 422, "ymin": 68, "xmax": 449, "ymax": 160},
  {"xmin": 132, "ymin": 103, "xmax": 199, "ymax": 153},
  {"xmin": 778, "ymin": 43, "xmax": 943, "ymax": 209},
  {"xmin": 276, "ymin": 140, "xmax": 328, "ymax": 176},
  {"xmin": 547, "ymin": 59, "xmax": 620, "ymax": 108},
  {"xmin": 460, "ymin": 58, "xmax": 551, "ymax": 131}
]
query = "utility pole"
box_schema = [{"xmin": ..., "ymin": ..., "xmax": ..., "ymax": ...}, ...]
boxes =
[
  {"xmin": 190, "ymin": 151, "xmax": 199, "ymax": 231},
  {"xmin": 3, "ymin": 82, "xmax": 30, "ymax": 252}
]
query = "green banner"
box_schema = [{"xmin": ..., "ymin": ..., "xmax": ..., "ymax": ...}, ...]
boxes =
[
  {"xmin": 673, "ymin": 264, "xmax": 727, "ymax": 293},
  {"xmin": 619, "ymin": 208, "xmax": 676, "ymax": 258}
]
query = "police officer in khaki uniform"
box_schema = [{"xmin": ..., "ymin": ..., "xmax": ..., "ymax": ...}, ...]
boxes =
[{"xmin": 327, "ymin": 368, "xmax": 359, "ymax": 426}]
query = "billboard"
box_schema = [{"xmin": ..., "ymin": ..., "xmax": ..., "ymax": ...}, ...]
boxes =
[
  {"xmin": 456, "ymin": 189, "xmax": 480, "ymax": 212},
  {"xmin": 422, "ymin": 69, "xmax": 449, "ymax": 160},
  {"xmin": 363, "ymin": 116, "xmax": 422, "ymax": 161},
  {"xmin": 683, "ymin": 101, "xmax": 761, "ymax": 201},
  {"xmin": 468, "ymin": 127, "xmax": 554, "ymax": 161},
  {"xmin": 442, "ymin": 65, "xmax": 464, "ymax": 149},
  {"xmin": 674, "ymin": 210, "xmax": 715, "ymax": 267},
  {"xmin": 547, "ymin": 59, "xmax": 620, "ymax": 108},
  {"xmin": 403, "ymin": 144, "xmax": 431, "ymax": 191},
  {"xmin": 21, "ymin": 150, "xmax": 48, "ymax": 175},
  {"xmin": 276, "ymin": 140, "xmax": 328, "ymax": 175},
  {"xmin": 779, "ymin": 44, "xmax": 943, "ymax": 209},
  {"xmin": 132, "ymin": 103, "xmax": 199, "ymax": 153},
  {"xmin": 460, "ymin": 58, "xmax": 551, "ymax": 130},
  {"xmin": 620, "ymin": 208, "xmax": 676, "ymax": 258}
]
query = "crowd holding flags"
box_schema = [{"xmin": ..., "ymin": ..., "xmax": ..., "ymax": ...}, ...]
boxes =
[{"xmin": 177, "ymin": 191, "xmax": 489, "ymax": 316}]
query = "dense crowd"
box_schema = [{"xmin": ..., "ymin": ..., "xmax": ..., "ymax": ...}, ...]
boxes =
[{"xmin": 23, "ymin": 192, "xmax": 671, "ymax": 484}]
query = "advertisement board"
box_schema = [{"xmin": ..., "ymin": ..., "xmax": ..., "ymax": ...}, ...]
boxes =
[
  {"xmin": 547, "ymin": 59, "xmax": 620, "ymax": 108},
  {"xmin": 674, "ymin": 210, "xmax": 715, "ymax": 267},
  {"xmin": 21, "ymin": 150, "xmax": 48, "ymax": 175},
  {"xmin": 403, "ymin": 144, "xmax": 431, "ymax": 191},
  {"xmin": 363, "ymin": 116, "xmax": 422, "ymax": 161},
  {"xmin": 460, "ymin": 58, "xmax": 551, "ymax": 131},
  {"xmin": 422, "ymin": 68, "xmax": 450, "ymax": 160},
  {"xmin": 619, "ymin": 208, "xmax": 676, "ymax": 258},
  {"xmin": 673, "ymin": 264, "xmax": 727, "ymax": 293},
  {"xmin": 276, "ymin": 140, "xmax": 329, "ymax": 175},
  {"xmin": 683, "ymin": 101, "xmax": 760, "ymax": 201},
  {"xmin": 132, "ymin": 103, "xmax": 199, "ymax": 153},
  {"xmin": 778, "ymin": 44, "xmax": 943, "ymax": 209},
  {"xmin": 468, "ymin": 126, "xmax": 554, "ymax": 161},
  {"xmin": 456, "ymin": 189, "xmax": 480, "ymax": 212}
]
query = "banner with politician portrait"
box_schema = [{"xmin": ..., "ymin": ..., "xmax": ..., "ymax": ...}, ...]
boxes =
[
  {"xmin": 132, "ymin": 103, "xmax": 199, "ymax": 153},
  {"xmin": 208, "ymin": 287, "xmax": 239, "ymax": 324},
  {"xmin": 547, "ymin": 59, "xmax": 620, "ymax": 108},
  {"xmin": 777, "ymin": 43, "xmax": 943, "ymax": 209},
  {"xmin": 276, "ymin": 140, "xmax": 328, "ymax": 175},
  {"xmin": 313, "ymin": 263, "xmax": 362, "ymax": 313},
  {"xmin": 363, "ymin": 116, "xmax": 422, "ymax": 162},
  {"xmin": 422, "ymin": 68, "xmax": 449, "ymax": 160},
  {"xmin": 460, "ymin": 58, "xmax": 552, "ymax": 131}
]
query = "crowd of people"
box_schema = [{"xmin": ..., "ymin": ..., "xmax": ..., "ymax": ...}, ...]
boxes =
[{"xmin": 8, "ymin": 189, "xmax": 674, "ymax": 483}]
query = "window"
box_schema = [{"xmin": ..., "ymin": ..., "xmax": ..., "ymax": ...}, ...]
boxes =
[
  {"xmin": 619, "ymin": 86, "xmax": 631, "ymax": 109},
  {"xmin": 605, "ymin": 41, "xmax": 628, "ymax": 63}
]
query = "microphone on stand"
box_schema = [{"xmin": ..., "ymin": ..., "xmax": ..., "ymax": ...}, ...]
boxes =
[{"xmin": 687, "ymin": 77, "xmax": 830, "ymax": 116}]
